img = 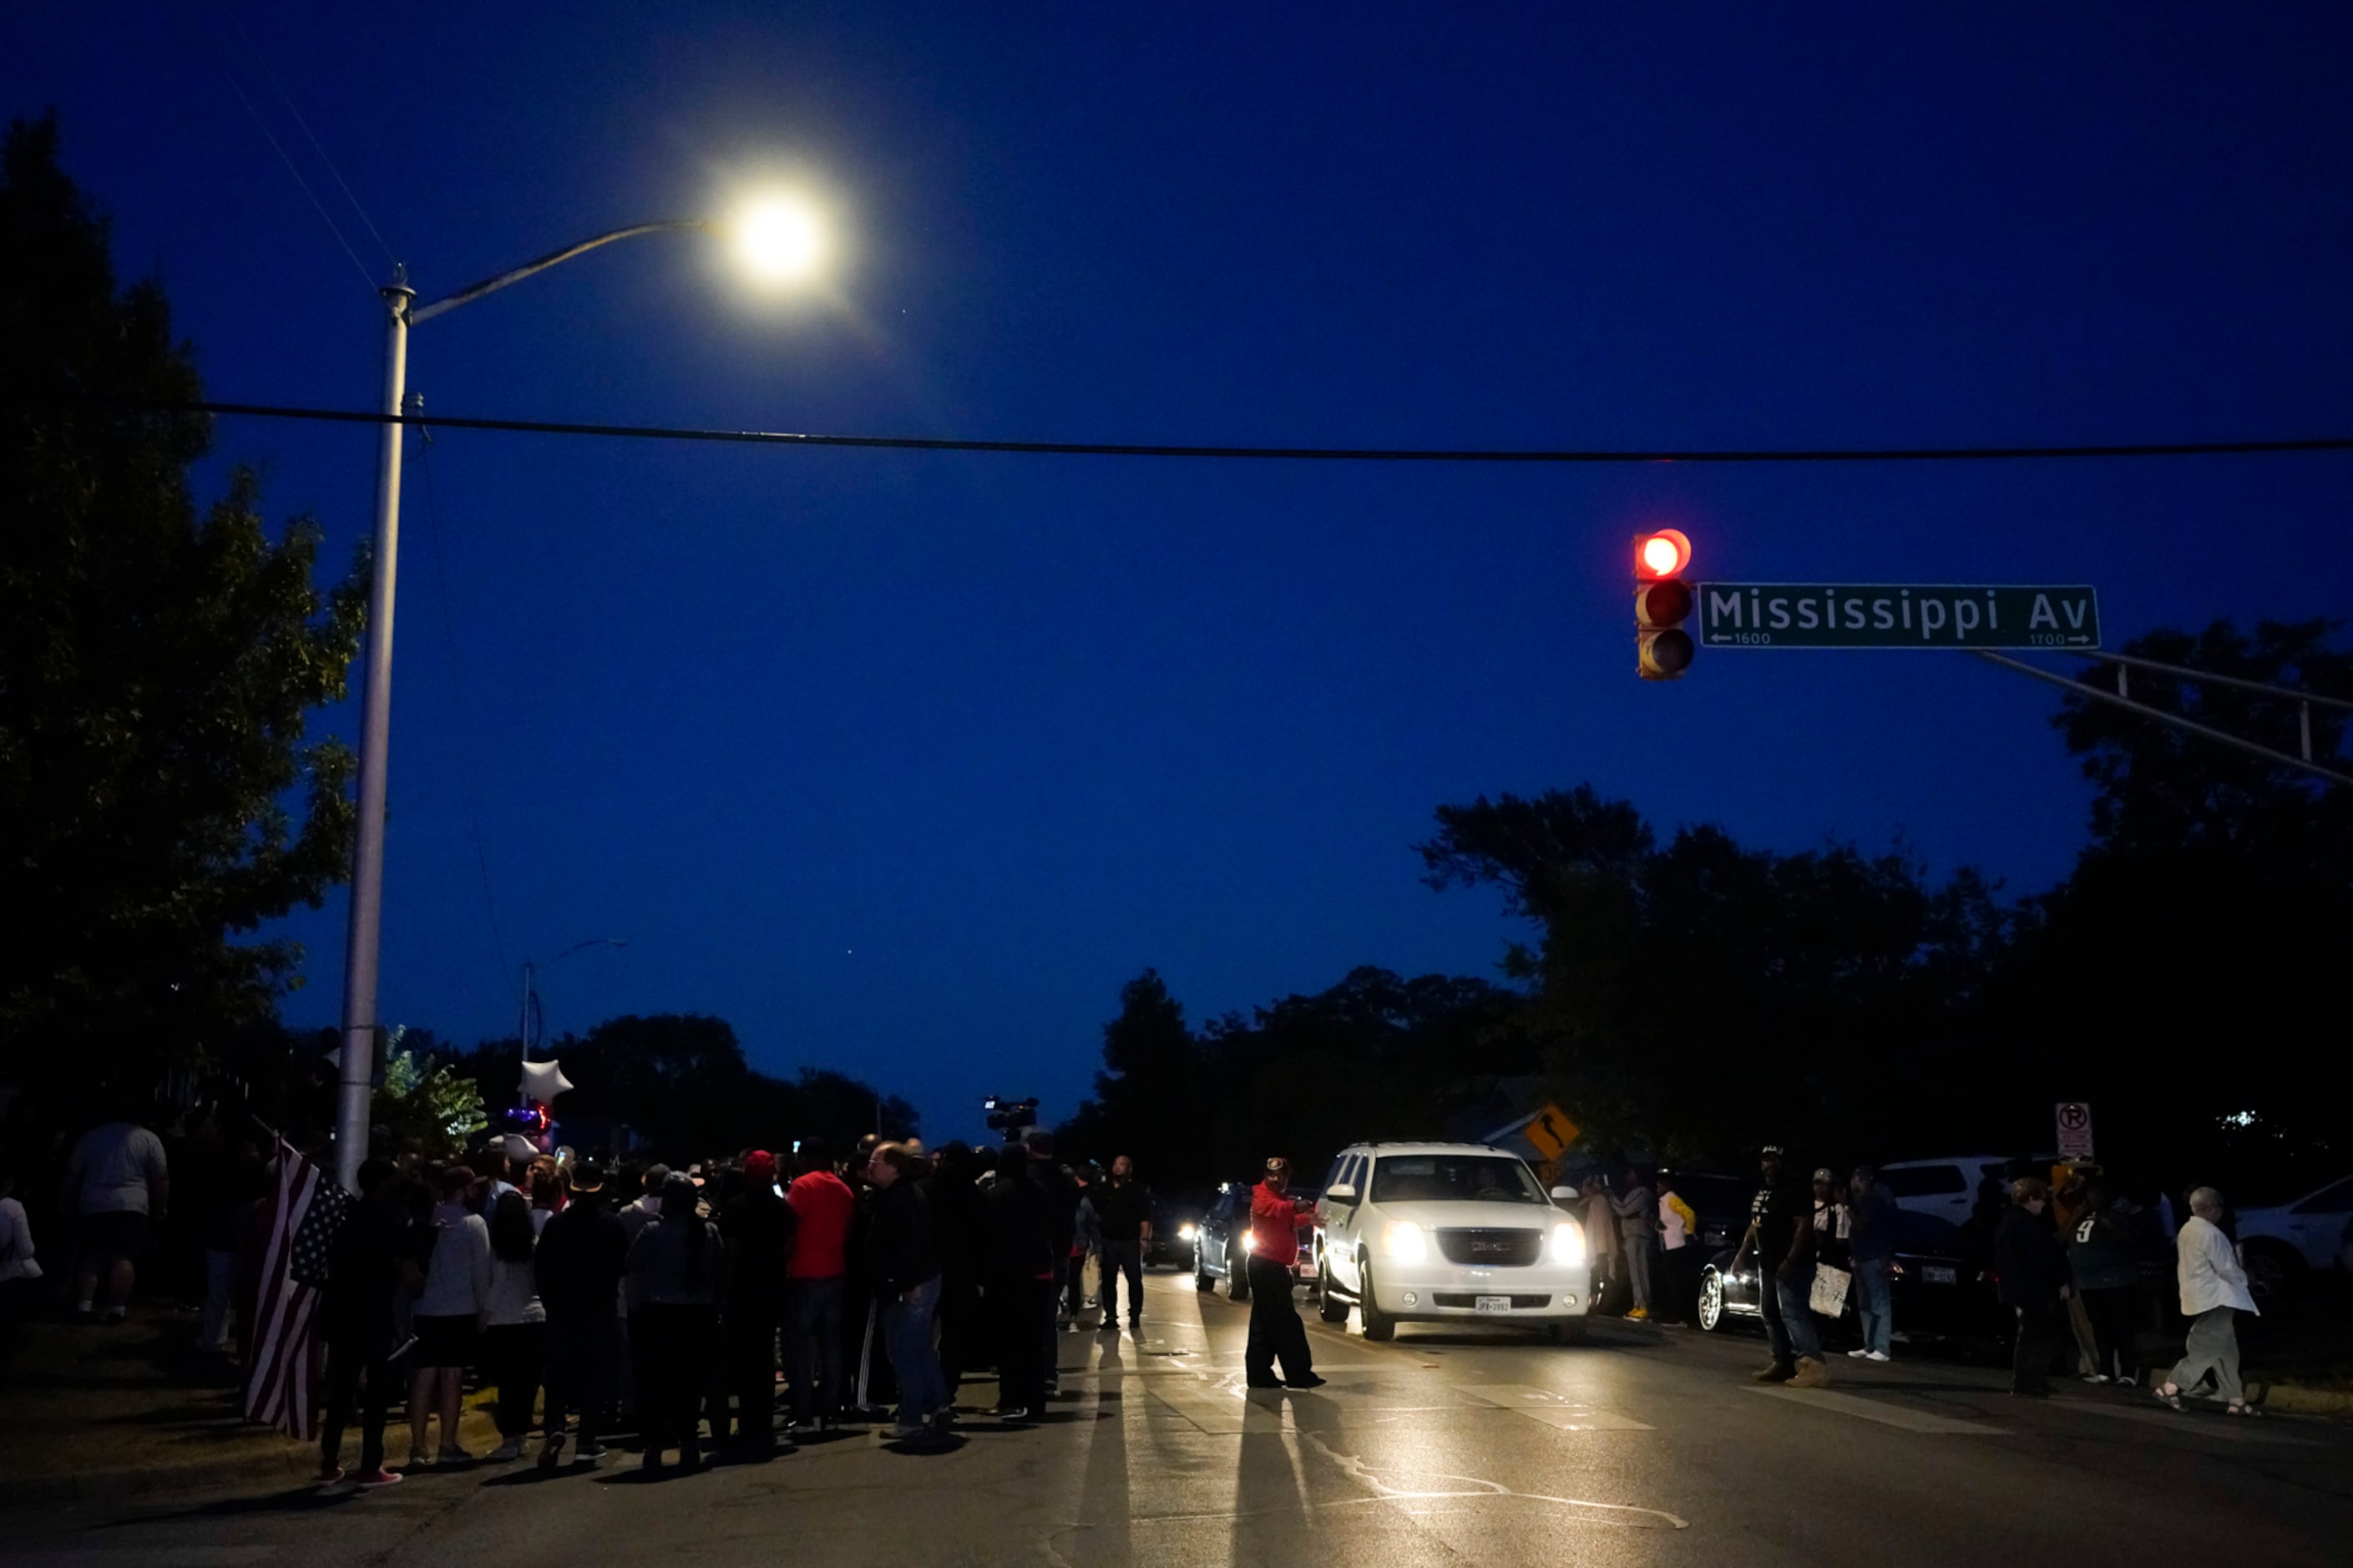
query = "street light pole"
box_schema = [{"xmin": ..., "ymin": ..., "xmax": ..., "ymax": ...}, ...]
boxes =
[
  {"xmin": 325, "ymin": 203, "xmax": 827, "ymax": 1192},
  {"xmin": 333, "ymin": 276, "xmax": 413, "ymax": 1191}
]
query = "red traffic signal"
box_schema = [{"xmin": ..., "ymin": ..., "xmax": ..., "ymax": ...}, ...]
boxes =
[
  {"xmin": 1633, "ymin": 530, "xmax": 1694, "ymax": 680},
  {"xmin": 1635, "ymin": 528, "xmax": 1691, "ymax": 580}
]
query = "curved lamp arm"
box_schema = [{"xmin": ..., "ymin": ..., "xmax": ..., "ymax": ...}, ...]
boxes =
[{"xmin": 410, "ymin": 220, "xmax": 712, "ymax": 324}]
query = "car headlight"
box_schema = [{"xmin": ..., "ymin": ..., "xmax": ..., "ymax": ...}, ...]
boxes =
[
  {"xmin": 1242, "ymin": 1231, "xmax": 1257, "ymax": 1253},
  {"xmin": 1550, "ymin": 1220, "xmax": 1586, "ymax": 1267},
  {"xmin": 1178, "ymin": 1222, "xmax": 1197, "ymax": 1241},
  {"xmin": 1382, "ymin": 1221, "xmax": 1428, "ymax": 1262}
]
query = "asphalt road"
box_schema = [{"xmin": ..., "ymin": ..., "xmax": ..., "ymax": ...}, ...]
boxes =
[{"xmin": 5, "ymin": 1270, "xmax": 2348, "ymax": 1567}]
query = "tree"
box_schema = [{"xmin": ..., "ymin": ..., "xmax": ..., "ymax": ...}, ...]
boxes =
[
  {"xmin": 0, "ymin": 116, "xmax": 365, "ymax": 1094},
  {"xmin": 1419, "ymin": 787, "xmax": 2006, "ymax": 1163},
  {"xmin": 1986, "ymin": 619, "xmax": 2353, "ymax": 1188},
  {"xmin": 374, "ymin": 1028, "xmax": 488, "ymax": 1161}
]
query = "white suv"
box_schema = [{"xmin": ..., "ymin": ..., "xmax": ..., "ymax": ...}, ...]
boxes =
[{"xmin": 1313, "ymin": 1142, "xmax": 1592, "ymax": 1343}]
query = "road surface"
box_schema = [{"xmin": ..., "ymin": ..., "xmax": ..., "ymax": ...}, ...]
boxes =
[{"xmin": 4, "ymin": 1270, "xmax": 2346, "ymax": 1566}]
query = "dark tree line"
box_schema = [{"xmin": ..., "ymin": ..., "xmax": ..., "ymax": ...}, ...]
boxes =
[
  {"xmin": 1066, "ymin": 619, "xmax": 2353, "ymax": 1200},
  {"xmin": 440, "ymin": 1013, "xmax": 918, "ymax": 1161}
]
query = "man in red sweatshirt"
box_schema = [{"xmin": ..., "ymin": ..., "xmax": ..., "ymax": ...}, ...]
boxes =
[{"xmin": 1245, "ymin": 1158, "xmax": 1324, "ymax": 1389}]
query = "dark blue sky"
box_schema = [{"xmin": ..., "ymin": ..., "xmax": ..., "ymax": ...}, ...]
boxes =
[{"xmin": 11, "ymin": 6, "xmax": 2350, "ymax": 1143}]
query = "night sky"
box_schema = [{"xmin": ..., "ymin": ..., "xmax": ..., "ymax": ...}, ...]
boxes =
[{"xmin": 10, "ymin": 6, "xmax": 2350, "ymax": 1143}]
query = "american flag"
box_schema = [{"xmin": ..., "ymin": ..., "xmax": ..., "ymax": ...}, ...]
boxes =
[{"xmin": 243, "ymin": 1139, "xmax": 330, "ymax": 1439}]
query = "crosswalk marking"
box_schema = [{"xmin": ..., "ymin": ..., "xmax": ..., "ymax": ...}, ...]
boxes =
[{"xmin": 1745, "ymin": 1385, "xmax": 2000, "ymax": 1434}]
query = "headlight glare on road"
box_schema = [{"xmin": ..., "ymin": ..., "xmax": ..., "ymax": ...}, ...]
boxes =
[
  {"xmin": 1550, "ymin": 1220, "xmax": 1586, "ymax": 1267},
  {"xmin": 1382, "ymin": 1220, "xmax": 1428, "ymax": 1262}
]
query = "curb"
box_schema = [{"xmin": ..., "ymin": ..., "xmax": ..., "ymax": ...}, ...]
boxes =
[
  {"xmin": 0, "ymin": 1402, "xmax": 506, "ymax": 1511},
  {"xmin": 0, "ymin": 1441, "xmax": 316, "ymax": 1511},
  {"xmin": 2253, "ymin": 1381, "xmax": 2353, "ymax": 1417}
]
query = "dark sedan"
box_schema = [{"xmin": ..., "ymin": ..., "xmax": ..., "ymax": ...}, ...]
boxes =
[{"xmin": 1697, "ymin": 1209, "xmax": 2004, "ymax": 1344}]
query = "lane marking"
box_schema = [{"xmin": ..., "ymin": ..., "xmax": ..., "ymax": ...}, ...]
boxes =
[{"xmin": 1745, "ymin": 1385, "xmax": 2001, "ymax": 1434}]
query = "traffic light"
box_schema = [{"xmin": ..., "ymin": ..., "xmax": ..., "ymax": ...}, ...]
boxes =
[{"xmin": 1634, "ymin": 528, "xmax": 1693, "ymax": 680}]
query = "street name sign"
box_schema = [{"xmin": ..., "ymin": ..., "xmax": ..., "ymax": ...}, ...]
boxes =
[
  {"xmin": 1693, "ymin": 584, "xmax": 2099, "ymax": 650},
  {"xmin": 2055, "ymin": 1101, "xmax": 2095, "ymax": 1161}
]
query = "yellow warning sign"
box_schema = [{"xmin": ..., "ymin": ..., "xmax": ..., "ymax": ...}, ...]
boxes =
[{"xmin": 1523, "ymin": 1103, "xmax": 1580, "ymax": 1161}]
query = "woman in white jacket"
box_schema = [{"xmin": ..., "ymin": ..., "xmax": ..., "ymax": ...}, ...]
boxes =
[{"xmin": 2154, "ymin": 1186, "xmax": 2261, "ymax": 1417}]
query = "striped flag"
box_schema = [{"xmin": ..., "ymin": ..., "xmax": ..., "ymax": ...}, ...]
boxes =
[{"xmin": 243, "ymin": 1139, "xmax": 326, "ymax": 1439}]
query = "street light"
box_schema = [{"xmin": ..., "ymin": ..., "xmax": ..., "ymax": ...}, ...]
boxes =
[
  {"xmin": 331, "ymin": 200, "xmax": 827, "ymax": 1191},
  {"xmin": 519, "ymin": 937, "xmax": 630, "ymax": 1069}
]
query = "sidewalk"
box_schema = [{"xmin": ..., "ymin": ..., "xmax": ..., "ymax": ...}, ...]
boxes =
[{"xmin": 0, "ymin": 1306, "xmax": 496, "ymax": 1507}]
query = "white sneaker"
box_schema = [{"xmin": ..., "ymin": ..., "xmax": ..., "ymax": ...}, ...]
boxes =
[
  {"xmin": 1846, "ymin": 1348, "xmax": 1873, "ymax": 1358},
  {"xmin": 1865, "ymin": 1350, "xmax": 1890, "ymax": 1363}
]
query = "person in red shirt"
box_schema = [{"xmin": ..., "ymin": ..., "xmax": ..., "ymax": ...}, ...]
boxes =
[
  {"xmin": 1245, "ymin": 1158, "xmax": 1324, "ymax": 1389},
  {"xmin": 783, "ymin": 1141, "xmax": 856, "ymax": 1429}
]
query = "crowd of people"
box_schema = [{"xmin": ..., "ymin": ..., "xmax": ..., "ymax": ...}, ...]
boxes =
[
  {"xmin": 299, "ymin": 1126, "xmax": 1163, "ymax": 1490},
  {"xmin": 1693, "ymin": 1144, "xmax": 2266, "ymax": 1412}
]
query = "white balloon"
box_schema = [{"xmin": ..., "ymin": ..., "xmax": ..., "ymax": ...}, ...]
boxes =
[{"xmin": 520, "ymin": 1060, "xmax": 575, "ymax": 1101}]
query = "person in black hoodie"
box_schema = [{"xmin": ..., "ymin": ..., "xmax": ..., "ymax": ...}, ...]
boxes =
[
  {"xmin": 920, "ymin": 1142, "xmax": 988, "ymax": 1405},
  {"xmin": 718, "ymin": 1151, "xmax": 797, "ymax": 1459},
  {"xmin": 316, "ymin": 1160, "xmax": 417, "ymax": 1491},
  {"xmin": 984, "ymin": 1142, "xmax": 1056, "ymax": 1419},
  {"xmin": 1025, "ymin": 1131, "xmax": 1077, "ymax": 1396},
  {"xmin": 535, "ymin": 1161, "xmax": 629, "ymax": 1469},
  {"xmin": 1995, "ymin": 1176, "xmax": 2069, "ymax": 1398},
  {"xmin": 627, "ymin": 1172, "xmax": 722, "ymax": 1472},
  {"xmin": 866, "ymin": 1142, "xmax": 946, "ymax": 1439}
]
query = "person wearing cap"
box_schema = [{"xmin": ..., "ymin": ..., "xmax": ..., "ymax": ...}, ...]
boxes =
[
  {"xmin": 717, "ymin": 1150, "xmax": 797, "ymax": 1459},
  {"xmin": 1245, "ymin": 1158, "xmax": 1323, "ymax": 1389},
  {"xmin": 535, "ymin": 1159, "xmax": 629, "ymax": 1468},
  {"xmin": 1732, "ymin": 1144, "xmax": 1828, "ymax": 1387}
]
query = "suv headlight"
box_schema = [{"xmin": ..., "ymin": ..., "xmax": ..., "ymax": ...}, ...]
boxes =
[
  {"xmin": 1550, "ymin": 1220, "xmax": 1586, "ymax": 1267},
  {"xmin": 1178, "ymin": 1222, "xmax": 1197, "ymax": 1241},
  {"xmin": 1382, "ymin": 1221, "xmax": 1428, "ymax": 1262},
  {"xmin": 1242, "ymin": 1231, "xmax": 1257, "ymax": 1253}
]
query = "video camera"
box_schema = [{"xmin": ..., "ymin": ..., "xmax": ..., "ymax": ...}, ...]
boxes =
[{"xmin": 983, "ymin": 1095, "xmax": 1041, "ymax": 1143}]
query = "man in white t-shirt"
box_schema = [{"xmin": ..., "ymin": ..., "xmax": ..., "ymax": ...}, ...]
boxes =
[{"xmin": 63, "ymin": 1115, "xmax": 170, "ymax": 1323}]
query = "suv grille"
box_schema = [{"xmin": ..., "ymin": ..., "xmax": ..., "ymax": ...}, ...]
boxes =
[{"xmin": 1436, "ymin": 1228, "xmax": 1544, "ymax": 1267}]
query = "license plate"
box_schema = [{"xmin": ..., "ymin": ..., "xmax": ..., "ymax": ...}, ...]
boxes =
[
  {"xmin": 1923, "ymin": 1265, "xmax": 1956, "ymax": 1285},
  {"xmin": 1474, "ymin": 1295, "xmax": 1510, "ymax": 1313}
]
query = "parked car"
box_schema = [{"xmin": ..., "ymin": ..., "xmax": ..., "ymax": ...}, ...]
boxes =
[
  {"xmin": 1695, "ymin": 1207, "xmax": 2004, "ymax": 1344},
  {"xmin": 1879, "ymin": 1155, "xmax": 2036, "ymax": 1228},
  {"xmin": 1313, "ymin": 1142, "xmax": 1593, "ymax": 1344},
  {"xmin": 1193, "ymin": 1181, "xmax": 1320, "ymax": 1301},
  {"xmin": 2234, "ymin": 1172, "xmax": 2353, "ymax": 1297}
]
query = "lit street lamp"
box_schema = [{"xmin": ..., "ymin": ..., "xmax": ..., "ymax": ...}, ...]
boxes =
[{"xmin": 331, "ymin": 199, "xmax": 827, "ymax": 1191}]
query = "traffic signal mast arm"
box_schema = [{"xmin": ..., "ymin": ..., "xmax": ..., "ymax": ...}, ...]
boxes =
[{"xmin": 1972, "ymin": 650, "xmax": 2353, "ymax": 790}]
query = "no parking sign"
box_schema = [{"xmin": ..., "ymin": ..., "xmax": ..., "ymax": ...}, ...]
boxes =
[{"xmin": 2055, "ymin": 1102, "xmax": 2095, "ymax": 1161}]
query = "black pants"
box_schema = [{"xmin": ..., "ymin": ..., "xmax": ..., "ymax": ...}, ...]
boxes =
[
  {"xmin": 319, "ymin": 1328, "xmax": 394, "ymax": 1475},
  {"xmin": 541, "ymin": 1313, "xmax": 617, "ymax": 1450},
  {"xmin": 633, "ymin": 1303, "xmax": 716, "ymax": 1458},
  {"xmin": 991, "ymin": 1276, "xmax": 1050, "ymax": 1412},
  {"xmin": 2012, "ymin": 1302, "xmax": 2058, "ymax": 1393},
  {"xmin": 1100, "ymin": 1240, "xmax": 1143, "ymax": 1324},
  {"xmin": 1244, "ymin": 1257, "xmax": 1312, "ymax": 1383},
  {"xmin": 724, "ymin": 1302, "xmax": 780, "ymax": 1444},
  {"xmin": 1065, "ymin": 1252, "xmax": 1090, "ymax": 1318},
  {"xmin": 2081, "ymin": 1286, "xmax": 2139, "ymax": 1381},
  {"xmin": 479, "ymin": 1323, "xmax": 544, "ymax": 1438},
  {"xmin": 937, "ymin": 1275, "xmax": 980, "ymax": 1399}
]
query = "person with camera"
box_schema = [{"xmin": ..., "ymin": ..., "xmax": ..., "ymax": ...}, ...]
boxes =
[{"xmin": 1243, "ymin": 1157, "xmax": 1323, "ymax": 1390}]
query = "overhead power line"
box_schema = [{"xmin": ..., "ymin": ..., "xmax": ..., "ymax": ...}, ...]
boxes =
[{"xmin": 147, "ymin": 400, "xmax": 2353, "ymax": 464}]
